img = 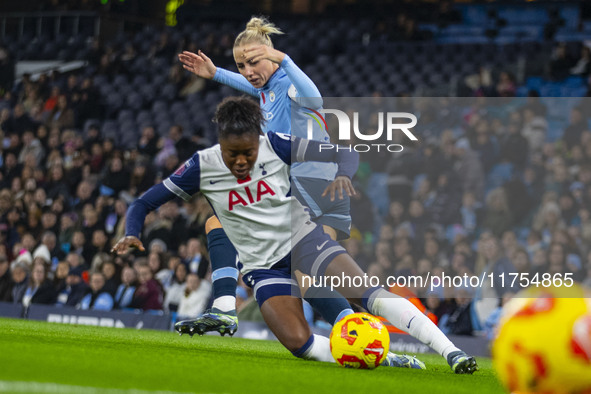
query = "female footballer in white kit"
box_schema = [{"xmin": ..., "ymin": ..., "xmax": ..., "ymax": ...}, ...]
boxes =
[
  {"xmin": 112, "ymin": 97, "xmax": 478, "ymax": 373},
  {"xmin": 176, "ymin": 16, "xmax": 355, "ymax": 340}
]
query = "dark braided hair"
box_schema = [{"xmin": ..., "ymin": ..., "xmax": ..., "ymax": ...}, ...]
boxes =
[{"xmin": 213, "ymin": 96, "xmax": 264, "ymax": 139}]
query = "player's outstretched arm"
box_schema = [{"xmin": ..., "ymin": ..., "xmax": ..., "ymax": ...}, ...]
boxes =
[
  {"xmin": 178, "ymin": 50, "xmax": 217, "ymax": 79},
  {"xmin": 279, "ymin": 54, "xmax": 323, "ymax": 109},
  {"xmin": 115, "ymin": 183, "xmax": 178, "ymax": 255},
  {"xmin": 179, "ymin": 50, "xmax": 258, "ymax": 97}
]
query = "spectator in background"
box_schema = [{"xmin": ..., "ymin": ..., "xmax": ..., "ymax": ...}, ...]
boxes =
[
  {"xmin": 79, "ymin": 271, "xmax": 113, "ymax": 311},
  {"xmin": 68, "ymin": 233, "xmax": 90, "ymax": 267},
  {"xmin": 7, "ymin": 103, "xmax": 35, "ymax": 135},
  {"xmin": 483, "ymin": 292, "xmax": 515, "ymax": 340},
  {"xmin": 439, "ymin": 286, "xmax": 478, "ymax": 336},
  {"xmin": 72, "ymin": 180, "xmax": 96, "ymax": 213},
  {"xmin": 511, "ymin": 247, "xmax": 532, "ymax": 278},
  {"xmin": 0, "ymin": 255, "xmax": 12, "ymax": 301},
  {"xmin": 83, "ymin": 124, "xmax": 103, "ymax": 152},
  {"xmin": 76, "ymin": 77, "xmax": 101, "ymax": 125},
  {"xmin": 52, "ymin": 260, "xmax": 69, "ymax": 293},
  {"xmin": 562, "ymin": 107, "xmax": 587, "ymax": 151},
  {"xmin": 163, "ymin": 262, "xmax": 188, "ymax": 313},
  {"xmin": 21, "ymin": 261, "xmax": 57, "ymax": 307},
  {"xmin": 185, "ymin": 238, "xmax": 208, "ymax": 278},
  {"xmin": 138, "ymin": 126, "xmax": 159, "ymax": 157},
  {"xmin": 533, "ymin": 201, "xmax": 566, "ymax": 243},
  {"xmin": 18, "ymin": 130, "xmax": 44, "ymax": 167},
  {"xmin": 43, "ymin": 86, "xmax": 61, "ymax": 114},
  {"xmin": 89, "ymin": 229, "xmax": 110, "ymax": 258},
  {"xmin": 156, "ymin": 254, "xmax": 182, "ymax": 291},
  {"xmin": 128, "ymin": 158, "xmax": 155, "ymax": 198},
  {"xmin": 10, "ymin": 261, "xmax": 28, "ymax": 303},
  {"xmin": 548, "ymin": 43, "xmax": 574, "ymax": 80},
  {"xmin": 0, "ymin": 45, "xmax": 14, "ymax": 94},
  {"xmin": 47, "ymin": 95, "xmax": 75, "ymax": 130},
  {"xmin": 495, "ymin": 71, "xmax": 516, "ymax": 97},
  {"xmin": 453, "ymin": 138, "xmax": 485, "ymax": 201},
  {"xmin": 145, "ymin": 201, "xmax": 185, "ymax": 251},
  {"xmin": 100, "ymin": 259, "xmax": 119, "ymax": 296},
  {"xmin": 21, "ymin": 84, "xmax": 43, "ymax": 114},
  {"xmin": 46, "ymin": 165, "xmax": 72, "ymax": 203},
  {"xmin": 101, "ymin": 155, "xmax": 130, "ymax": 196},
  {"xmin": 481, "ymin": 236, "xmax": 518, "ymax": 297},
  {"xmin": 482, "ymin": 188, "xmax": 513, "ymax": 238},
  {"xmin": 183, "ymin": 195, "xmax": 213, "ymax": 240},
  {"xmin": 55, "ymin": 266, "xmax": 88, "ymax": 307},
  {"xmin": 164, "ymin": 124, "xmax": 197, "ymax": 163},
  {"xmin": 459, "ymin": 192, "xmax": 482, "ymax": 236},
  {"xmin": 570, "ymin": 45, "xmax": 591, "ymax": 77},
  {"xmin": 114, "ymin": 266, "xmax": 137, "ymax": 309},
  {"xmin": 130, "ymin": 261, "xmax": 163, "ymax": 311},
  {"xmin": 177, "ymin": 273, "xmax": 211, "ymax": 319},
  {"xmin": 147, "ymin": 251, "xmax": 166, "ymax": 276},
  {"xmin": 500, "ymin": 113, "xmax": 528, "ymax": 171}
]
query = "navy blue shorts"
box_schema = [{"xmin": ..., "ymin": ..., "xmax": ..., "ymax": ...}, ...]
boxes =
[
  {"xmin": 291, "ymin": 176, "xmax": 351, "ymax": 240},
  {"xmin": 242, "ymin": 225, "xmax": 347, "ymax": 307},
  {"xmin": 292, "ymin": 225, "xmax": 347, "ymax": 277},
  {"xmin": 243, "ymin": 256, "xmax": 300, "ymax": 307}
]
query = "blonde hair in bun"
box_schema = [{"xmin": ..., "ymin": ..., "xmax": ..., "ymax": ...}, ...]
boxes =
[{"xmin": 234, "ymin": 16, "xmax": 283, "ymax": 48}]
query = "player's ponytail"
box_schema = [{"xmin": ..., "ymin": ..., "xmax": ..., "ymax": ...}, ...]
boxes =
[{"xmin": 234, "ymin": 16, "xmax": 283, "ymax": 48}]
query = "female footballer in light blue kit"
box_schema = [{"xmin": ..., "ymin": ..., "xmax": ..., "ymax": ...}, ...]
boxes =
[
  {"xmin": 176, "ymin": 18, "xmax": 356, "ymax": 335},
  {"xmin": 112, "ymin": 97, "xmax": 477, "ymax": 373}
]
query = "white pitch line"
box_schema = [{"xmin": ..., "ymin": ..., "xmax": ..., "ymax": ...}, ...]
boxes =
[{"xmin": 0, "ymin": 381, "xmax": 220, "ymax": 394}]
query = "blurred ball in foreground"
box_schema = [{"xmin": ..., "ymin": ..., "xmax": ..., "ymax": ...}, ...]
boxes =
[{"xmin": 493, "ymin": 284, "xmax": 591, "ymax": 393}]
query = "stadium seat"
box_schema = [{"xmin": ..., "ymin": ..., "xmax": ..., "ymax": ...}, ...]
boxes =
[
  {"xmin": 113, "ymin": 75, "xmax": 129, "ymax": 86},
  {"xmin": 105, "ymin": 92, "xmax": 124, "ymax": 110},
  {"xmin": 126, "ymin": 92, "xmax": 145, "ymax": 111},
  {"xmin": 161, "ymin": 84, "xmax": 178, "ymax": 102},
  {"xmin": 132, "ymin": 75, "xmax": 148, "ymax": 88},
  {"xmin": 152, "ymin": 100, "xmax": 169, "ymax": 114},
  {"xmin": 136, "ymin": 111, "xmax": 153, "ymax": 125},
  {"xmin": 117, "ymin": 109, "xmax": 134, "ymax": 123}
]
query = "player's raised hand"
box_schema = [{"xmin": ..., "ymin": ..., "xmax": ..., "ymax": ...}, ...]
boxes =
[
  {"xmin": 242, "ymin": 45, "xmax": 285, "ymax": 65},
  {"xmin": 322, "ymin": 176, "xmax": 357, "ymax": 202},
  {"xmin": 111, "ymin": 236, "xmax": 145, "ymax": 255},
  {"xmin": 178, "ymin": 50, "xmax": 217, "ymax": 79}
]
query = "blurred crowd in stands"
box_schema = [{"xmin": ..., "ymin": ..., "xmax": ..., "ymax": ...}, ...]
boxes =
[{"xmin": 1, "ymin": 6, "xmax": 591, "ymax": 337}]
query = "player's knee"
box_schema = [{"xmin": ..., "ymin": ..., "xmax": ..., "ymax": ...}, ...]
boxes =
[
  {"xmin": 284, "ymin": 329, "xmax": 312, "ymax": 353},
  {"xmin": 205, "ymin": 216, "xmax": 222, "ymax": 234}
]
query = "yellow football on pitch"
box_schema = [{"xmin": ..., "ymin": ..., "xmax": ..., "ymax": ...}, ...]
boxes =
[{"xmin": 329, "ymin": 312, "xmax": 390, "ymax": 369}]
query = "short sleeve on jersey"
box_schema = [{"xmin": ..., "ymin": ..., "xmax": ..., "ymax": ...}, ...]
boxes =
[{"xmin": 163, "ymin": 153, "xmax": 201, "ymax": 201}]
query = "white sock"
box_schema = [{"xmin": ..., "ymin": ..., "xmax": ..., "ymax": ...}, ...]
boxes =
[
  {"xmin": 212, "ymin": 296, "xmax": 236, "ymax": 313},
  {"xmin": 301, "ymin": 335, "xmax": 335, "ymax": 363},
  {"xmin": 368, "ymin": 289, "xmax": 459, "ymax": 359}
]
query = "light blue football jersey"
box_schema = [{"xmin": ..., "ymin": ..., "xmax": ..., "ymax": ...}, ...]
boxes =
[{"xmin": 213, "ymin": 55, "xmax": 337, "ymax": 180}]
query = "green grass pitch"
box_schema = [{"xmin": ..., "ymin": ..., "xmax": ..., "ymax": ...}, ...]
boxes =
[{"xmin": 0, "ymin": 318, "xmax": 505, "ymax": 394}]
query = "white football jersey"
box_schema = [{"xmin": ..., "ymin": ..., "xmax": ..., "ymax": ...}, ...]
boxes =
[{"xmin": 163, "ymin": 133, "xmax": 315, "ymax": 273}]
